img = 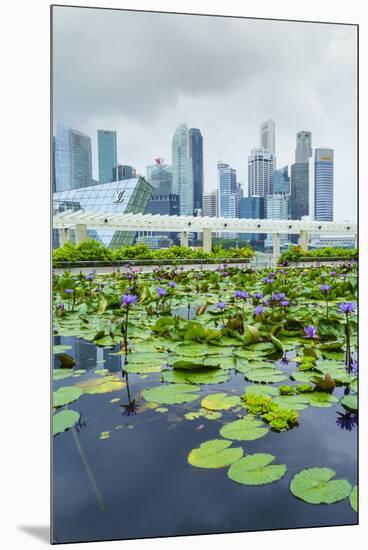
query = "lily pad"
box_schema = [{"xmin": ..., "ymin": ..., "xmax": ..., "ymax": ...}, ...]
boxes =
[
  {"xmin": 53, "ymin": 386, "xmax": 83, "ymax": 407},
  {"xmin": 124, "ymin": 363, "xmax": 162, "ymax": 374},
  {"xmin": 350, "ymin": 378, "xmax": 358, "ymax": 393},
  {"xmin": 303, "ymin": 392, "xmax": 339, "ymax": 408},
  {"xmin": 75, "ymin": 375, "xmax": 126, "ymax": 394},
  {"xmin": 350, "ymin": 485, "xmax": 358, "ymax": 512},
  {"xmin": 220, "ymin": 416, "xmax": 269, "ymax": 441},
  {"xmin": 188, "ymin": 439, "xmax": 243, "ymax": 469},
  {"xmin": 53, "ymin": 344, "xmax": 72, "ymax": 354},
  {"xmin": 228, "ymin": 453, "xmax": 286, "ymax": 486},
  {"xmin": 201, "ymin": 392, "xmax": 241, "ymax": 411},
  {"xmin": 243, "ymin": 367, "xmax": 288, "ymax": 384},
  {"xmin": 53, "ymin": 369, "xmax": 75, "ymax": 381},
  {"xmin": 162, "ymin": 368, "xmax": 230, "ymax": 385},
  {"xmin": 175, "ymin": 342, "xmax": 223, "ymax": 356},
  {"xmin": 53, "ymin": 409, "xmax": 80, "ymax": 436},
  {"xmin": 203, "ymin": 356, "xmax": 236, "ymax": 370},
  {"xmin": 128, "ymin": 352, "xmax": 166, "ymax": 364},
  {"xmin": 244, "ymin": 385, "xmax": 279, "ymax": 397},
  {"xmin": 142, "ymin": 383, "xmax": 200, "ymax": 405},
  {"xmin": 290, "ymin": 467, "xmax": 352, "ymax": 504},
  {"xmin": 273, "ymin": 395, "xmax": 310, "ymax": 411},
  {"xmin": 341, "ymin": 394, "xmax": 358, "ymax": 412}
]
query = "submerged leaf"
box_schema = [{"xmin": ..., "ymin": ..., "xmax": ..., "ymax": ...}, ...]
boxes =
[{"xmin": 188, "ymin": 439, "xmax": 243, "ymax": 469}]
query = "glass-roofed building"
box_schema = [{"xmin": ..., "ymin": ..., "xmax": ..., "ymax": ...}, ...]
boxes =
[{"xmin": 53, "ymin": 177, "xmax": 153, "ymax": 248}]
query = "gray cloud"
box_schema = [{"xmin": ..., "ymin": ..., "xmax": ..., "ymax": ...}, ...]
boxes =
[{"xmin": 52, "ymin": 6, "xmax": 357, "ymax": 221}]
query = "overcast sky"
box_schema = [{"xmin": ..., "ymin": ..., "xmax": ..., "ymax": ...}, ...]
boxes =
[{"xmin": 52, "ymin": 6, "xmax": 357, "ymax": 222}]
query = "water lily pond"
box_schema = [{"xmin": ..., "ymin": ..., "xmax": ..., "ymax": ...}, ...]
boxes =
[{"xmin": 52, "ymin": 263, "xmax": 358, "ymax": 543}]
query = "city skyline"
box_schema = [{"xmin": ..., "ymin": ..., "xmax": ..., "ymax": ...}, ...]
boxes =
[{"xmin": 52, "ymin": 7, "xmax": 357, "ymax": 221}]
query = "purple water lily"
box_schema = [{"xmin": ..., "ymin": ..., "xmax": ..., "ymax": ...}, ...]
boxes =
[
  {"xmin": 304, "ymin": 325, "xmax": 317, "ymax": 339},
  {"xmin": 263, "ymin": 277, "xmax": 274, "ymax": 284},
  {"xmin": 254, "ymin": 305, "xmax": 263, "ymax": 316},
  {"xmin": 87, "ymin": 273, "xmax": 94, "ymax": 281},
  {"xmin": 253, "ymin": 292, "xmax": 263, "ymax": 300},
  {"xmin": 157, "ymin": 287, "xmax": 167, "ymax": 296},
  {"xmin": 64, "ymin": 288, "xmax": 74, "ymax": 294},
  {"xmin": 168, "ymin": 281, "xmax": 177, "ymax": 288},
  {"xmin": 339, "ymin": 302, "xmax": 356, "ymax": 314},
  {"xmin": 351, "ymin": 360, "xmax": 358, "ymax": 376},
  {"xmin": 336, "ymin": 411, "xmax": 358, "ymax": 432},
  {"xmin": 320, "ymin": 284, "xmax": 331, "ymax": 294},
  {"xmin": 121, "ymin": 294, "xmax": 138, "ymax": 307},
  {"xmin": 280, "ymin": 300, "xmax": 290, "ymax": 307},
  {"xmin": 216, "ymin": 302, "xmax": 227, "ymax": 310}
]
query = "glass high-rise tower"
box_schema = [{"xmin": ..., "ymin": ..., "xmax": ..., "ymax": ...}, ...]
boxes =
[
  {"xmin": 172, "ymin": 124, "xmax": 193, "ymax": 216},
  {"xmin": 146, "ymin": 158, "xmax": 173, "ymax": 194},
  {"xmin": 54, "ymin": 122, "xmax": 92, "ymax": 192},
  {"xmin": 189, "ymin": 128, "xmax": 204, "ymax": 214},
  {"xmin": 290, "ymin": 130, "xmax": 313, "ymax": 220},
  {"xmin": 260, "ymin": 119, "xmax": 275, "ymax": 155},
  {"xmin": 248, "ymin": 148, "xmax": 275, "ymax": 197},
  {"xmin": 98, "ymin": 130, "xmax": 117, "ymax": 183},
  {"xmin": 314, "ymin": 148, "xmax": 334, "ymax": 221}
]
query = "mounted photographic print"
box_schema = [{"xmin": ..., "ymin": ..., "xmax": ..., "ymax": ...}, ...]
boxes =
[{"xmin": 51, "ymin": 5, "xmax": 358, "ymax": 544}]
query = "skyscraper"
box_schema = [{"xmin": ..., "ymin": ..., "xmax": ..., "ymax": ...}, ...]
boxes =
[
  {"xmin": 260, "ymin": 119, "xmax": 276, "ymax": 155},
  {"xmin": 189, "ymin": 128, "xmax": 204, "ymax": 214},
  {"xmin": 314, "ymin": 148, "xmax": 334, "ymax": 221},
  {"xmin": 146, "ymin": 158, "xmax": 173, "ymax": 194},
  {"xmin": 113, "ymin": 165, "xmax": 136, "ymax": 181},
  {"xmin": 239, "ymin": 196, "xmax": 265, "ymax": 246},
  {"xmin": 290, "ymin": 131, "xmax": 313, "ymax": 220},
  {"xmin": 266, "ymin": 194, "xmax": 289, "ymax": 220},
  {"xmin": 172, "ymin": 124, "xmax": 193, "ymax": 216},
  {"xmin": 98, "ymin": 130, "xmax": 117, "ymax": 183},
  {"xmin": 54, "ymin": 122, "xmax": 93, "ymax": 192},
  {"xmin": 203, "ymin": 190, "xmax": 218, "ymax": 217},
  {"xmin": 272, "ymin": 166, "xmax": 290, "ymax": 194},
  {"xmin": 295, "ymin": 131, "xmax": 312, "ymax": 163},
  {"xmin": 218, "ymin": 162, "xmax": 238, "ymax": 218},
  {"xmin": 248, "ymin": 148, "xmax": 275, "ymax": 197}
]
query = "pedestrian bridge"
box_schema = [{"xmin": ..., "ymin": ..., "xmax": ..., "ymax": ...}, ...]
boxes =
[{"xmin": 53, "ymin": 210, "xmax": 357, "ymax": 258}]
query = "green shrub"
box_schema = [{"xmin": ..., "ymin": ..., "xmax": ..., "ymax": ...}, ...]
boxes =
[{"xmin": 278, "ymin": 246, "xmax": 358, "ymax": 264}]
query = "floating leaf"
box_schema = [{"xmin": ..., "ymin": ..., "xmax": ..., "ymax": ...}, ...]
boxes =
[
  {"xmin": 188, "ymin": 439, "xmax": 243, "ymax": 469},
  {"xmin": 341, "ymin": 394, "xmax": 358, "ymax": 412},
  {"xmin": 273, "ymin": 395, "xmax": 310, "ymax": 411},
  {"xmin": 99, "ymin": 431, "xmax": 110, "ymax": 440},
  {"xmin": 162, "ymin": 368, "xmax": 230, "ymax": 385},
  {"xmin": 203, "ymin": 356, "xmax": 236, "ymax": 370},
  {"xmin": 350, "ymin": 485, "xmax": 358, "ymax": 512},
  {"xmin": 201, "ymin": 392, "xmax": 241, "ymax": 411},
  {"xmin": 228, "ymin": 453, "xmax": 286, "ymax": 485},
  {"xmin": 244, "ymin": 385, "xmax": 279, "ymax": 397},
  {"xmin": 75, "ymin": 375, "xmax": 126, "ymax": 394},
  {"xmin": 220, "ymin": 416, "xmax": 269, "ymax": 441},
  {"xmin": 128, "ymin": 352, "xmax": 166, "ymax": 364},
  {"xmin": 142, "ymin": 383, "xmax": 200, "ymax": 405},
  {"xmin": 303, "ymin": 392, "xmax": 339, "ymax": 408},
  {"xmin": 53, "ymin": 409, "xmax": 80, "ymax": 436},
  {"xmin": 243, "ymin": 367, "xmax": 288, "ymax": 384},
  {"xmin": 155, "ymin": 407, "xmax": 169, "ymax": 413},
  {"xmin": 53, "ymin": 344, "xmax": 72, "ymax": 354},
  {"xmin": 124, "ymin": 363, "xmax": 162, "ymax": 374},
  {"xmin": 290, "ymin": 467, "xmax": 352, "ymax": 504},
  {"xmin": 350, "ymin": 378, "xmax": 358, "ymax": 393},
  {"xmin": 175, "ymin": 342, "xmax": 222, "ymax": 356},
  {"xmin": 53, "ymin": 386, "xmax": 83, "ymax": 407},
  {"xmin": 53, "ymin": 369, "xmax": 74, "ymax": 381}
]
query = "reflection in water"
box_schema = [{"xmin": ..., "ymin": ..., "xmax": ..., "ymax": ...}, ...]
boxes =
[
  {"xmin": 120, "ymin": 372, "xmax": 140, "ymax": 416},
  {"xmin": 336, "ymin": 411, "xmax": 358, "ymax": 432}
]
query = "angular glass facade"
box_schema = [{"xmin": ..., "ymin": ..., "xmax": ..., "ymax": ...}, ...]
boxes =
[
  {"xmin": 189, "ymin": 128, "xmax": 204, "ymax": 213},
  {"xmin": 146, "ymin": 160, "xmax": 173, "ymax": 194},
  {"xmin": 314, "ymin": 149, "xmax": 334, "ymax": 221},
  {"xmin": 98, "ymin": 130, "xmax": 117, "ymax": 183},
  {"xmin": 113, "ymin": 165, "xmax": 136, "ymax": 181},
  {"xmin": 54, "ymin": 122, "xmax": 92, "ymax": 192},
  {"xmin": 290, "ymin": 162, "xmax": 309, "ymax": 220},
  {"xmin": 239, "ymin": 196, "xmax": 265, "ymax": 244},
  {"xmin": 272, "ymin": 166, "xmax": 290, "ymax": 194},
  {"xmin": 172, "ymin": 124, "xmax": 193, "ymax": 216},
  {"xmin": 53, "ymin": 177, "xmax": 153, "ymax": 247}
]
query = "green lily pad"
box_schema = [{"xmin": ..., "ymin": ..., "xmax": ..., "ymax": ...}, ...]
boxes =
[
  {"xmin": 188, "ymin": 439, "xmax": 243, "ymax": 469},
  {"xmin": 162, "ymin": 368, "xmax": 230, "ymax": 385},
  {"xmin": 341, "ymin": 394, "xmax": 358, "ymax": 411},
  {"xmin": 303, "ymin": 392, "xmax": 339, "ymax": 408},
  {"xmin": 228, "ymin": 453, "xmax": 286, "ymax": 486},
  {"xmin": 53, "ymin": 369, "xmax": 75, "ymax": 381},
  {"xmin": 53, "ymin": 344, "xmax": 72, "ymax": 354},
  {"xmin": 273, "ymin": 395, "xmax": 310, "ymax": 411},
  {"xmin": 350, "ymin": 378, "xmax": 358, "ymax": 393},
  {"xmin": 243, "ymin": 367, "xmax": 288, "ymax": 384},
  {"xmin": 53, "ymin": 386, "xmax": 83, "ymax": 407},
  {"xmin": 220, "ymin": 416, "xmax": 269, "ymax": 441},
  {"xmin": 124, "ymin": 363, "xmax": 162, "ymax": 374},
  {"xmin": 175, "ymin": 342, "xmax": 223, "ymax": 356},
  {"xmin": 290, "ymin": 467, "xmax": 352, "ymax": 504},
  {"xmin": 53, "ymin": 409, "xmax": 80, "ymax": 436},
  {"xmin": 203, "ymin": 356, "xmax": 236, "ymax": 370},
  {"xmin": 244, "ymin": 385, "xmax": 279, "ymax": 397},
  {"xmin": 75, "ymin": 375, "xmax": 126, "ymax": 394},
  {"xmin": 290, "ymin": 370, "xmax": 322, "ymax": 383},
  {"xmin": 350, "ymin": 485, "xmax": 358, "ymax": 512},
  {"xmin": 128, "ymin": 352, "xmax": 166, "ymax": 364},
  {"xmin": 201, "ymin": 392, "xmax": 241, "ymax": 411},
  {"xmin": 142, "ymin": 383, "xmax": 200, "ymax": 405}
]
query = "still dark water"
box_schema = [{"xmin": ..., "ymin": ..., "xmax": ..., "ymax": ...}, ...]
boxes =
[{"xmin": 52, "ymin": 336, "xmax": 357, "ymax": 544}]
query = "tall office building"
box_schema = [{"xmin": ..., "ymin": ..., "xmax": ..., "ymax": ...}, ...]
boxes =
[
  {"xmin": 295, "ymin": 131, "xmax": 312, "ymax": 163},
  {"xmin": 146, "ymin": 158, "xmax": 173, "ymax": 194},
  {"xmin": 144, "ymin": 193, "xmax": 180, "ymax": 244},
  {"xmin": 98, "ymin": 130, "xmax": 117, "ymax": 183},
  {"xmin": 290, "ymin": 130, "xmax": 313, "ymax": 220},
  {"xmin": 239, "ymin": 196, "xmax": 265, "ymax": 245},
  {"xmin": 248, "ymin": 148, "xmax": 276, "ymax": 198},
  {"xmin": 203, "ymin": 190, "xmax": 218, "ymax": 217},
  {"xmin": 52, "ymin": 136, "xmax": 56, "ymax": 193},
  {"xmin": 314, "ymin": 148, "xmax": 334, "ymax": 221},
  {"xmin": 266, "ymin": 194, "xmax": 289, "ymax": 220},
  {"xmin": 260, "ymin": 119, "xmax": 276, "ymax": 155},
  {"xmin": 189, "ymin": 128, "xmax": 204, "ymax": 214},
  {"xmin": 272, "ymin": 166, "xmax": 290, "ymax": 194},
  {"xmin": 172, "ymin": 124, "xmax": 193, "ymax": 216},
  {"xmin": 54, "ymin": 122, "xmax": 93, "ymax": 192},
  {"xmin": 113, "ymin": 165, "xmax": 136, "ymax": 181},
  {"xmin": 218, "ymin": 162, "xmax": 239, "ymax": 218}
]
